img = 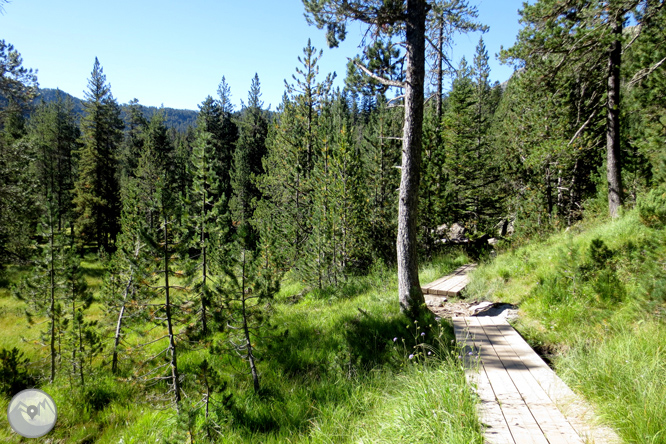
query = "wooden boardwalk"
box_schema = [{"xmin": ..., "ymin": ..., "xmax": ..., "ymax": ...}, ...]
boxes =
[
  {"xmin": 453, "ymin": 316, "xmax": 621, "ymax": 444},
  {"xmin": 422, "ymin": 263, "xmax": 476, "ymax": 297}
]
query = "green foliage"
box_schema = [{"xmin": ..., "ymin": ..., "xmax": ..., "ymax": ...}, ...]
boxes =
[
  {"xmin": 638, "ymin": 186, "xmax": 666, "ymax": 228},
  {"xmin": 256, "ymin": 40, "xmax": 334, "ymax": 274},
  {"xmin": 28, "ymin": 91, "xmax": 80, "ymax": 229},
  {"xmin": 360, "ymin": 96, "xmax": 401, "ymax": 264},
  {"xmin": 0, "ymin": 347, "xmax": 36, "ymax": 397},
  {"xmin": 0, "ymin": 40, "xmax": 38, "ymax": 123},
  {"xmin": 118, "ymin": 98, "xmax": 147, "ymax": 183},
  {"xmin": 186, "ymin": 121, "xmax": 231, "ymax": 337},
  {"xmin": 230, "ymin": 73, "xmax": 268, "ymax": 246},
  {"xmin": 197, "ymin": 90, "xmax": 238, "ymax": 203},
  {"xmin": 0, "ymin": 112, "xmax": 40, "ymax": 262},
  {"xmin": 73, "ymin": 57, "xmax": 124, "ymax": 252},
  {"xmin": 345, "ymin": 38, "xmax": 402, "ymax": 98}
]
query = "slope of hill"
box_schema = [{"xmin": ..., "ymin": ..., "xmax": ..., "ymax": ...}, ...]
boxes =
[
  {"xmin": 466, "ymin": 209, "xmax": 666, "ymax": 443},
  {"xmin": 35, "ymin": 88, "xmax": 198, "ymax": 132}
]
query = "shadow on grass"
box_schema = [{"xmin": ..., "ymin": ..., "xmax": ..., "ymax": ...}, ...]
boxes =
[
  {"xmin": 343, "ymin": 309, "xmax": 456, "ymax": 371},
  {"xmin": 219, "ymin": 305, "xmax": 456, "ymax": 437}
]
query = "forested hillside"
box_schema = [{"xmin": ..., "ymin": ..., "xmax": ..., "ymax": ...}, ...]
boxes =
[
  {"xmin": 1, "ymin": 0, "xmax": 665, "ymax": 442},
  {"xmin": 36, "ymin": 88, "xmax": 199, "ymax": 132}
]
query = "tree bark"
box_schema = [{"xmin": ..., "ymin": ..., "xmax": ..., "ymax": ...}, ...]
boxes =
[
  {"xmin": 112, "ymin": 239, "xmax": 139, "ymax": 375},
  {"xmin": 241, "ymin": 250, "xmax": 260, "ymax": 393},
  {"xmin": 48, "ymin": 211, "xmax": 56, "ymax": 384},
  {"xmin": 163, "ymin": 216, "xmax": 181, "ymax": 408},
  {"xmin": 397, "ymin": 0, "xmax": 427, "ymax": 317},
  {"xmin": 606, "ymin": 17, "xmax": 623, "ymax": 218},
  {"xmin": 435, "ymin": 16, "xmax": 444, "ymax": 122}
]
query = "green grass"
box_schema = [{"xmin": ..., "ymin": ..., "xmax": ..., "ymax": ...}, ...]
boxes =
[
  {"xmin": 0, "ymin": 252, "xmax": 481, "ymax": 443},
  {"xmin": 467, "ymin": 209, "xmax": 666, "ymax": 443}
]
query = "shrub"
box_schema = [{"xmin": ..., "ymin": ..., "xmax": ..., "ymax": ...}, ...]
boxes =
[
  {"xmin": 0, "ymin": 347, "xmax": 37, "ymax": 397},
  {"xmin": 637, "ymin": 187, "xmax": 666, "ymax": 227}
]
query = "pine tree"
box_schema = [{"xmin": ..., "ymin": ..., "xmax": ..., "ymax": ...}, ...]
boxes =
[
  {"xmin": 197, "ymin": 95, "xmax": 238, "ymax": 203},
  {"xmin": 187, "ymin": 125, "xmax": 229, "ymax": 337},
  {"xmin": 426, "ymin": 0, "xmax": 486, "ymax": 121},
  {"xmin": 62, "ymin": 245, "xmax": 96, "ymax": 387},
  {"xmin": 134, "ymin": 113, "xmax": 174, "ymax": 237},
  {"xmin": 624, "ymin": 5, "xmax": 666, "ymax": 193},
  {"xmin": 103, "ymin": 178, "xmax": 151, "ymax": 375},
  {"xmin": 303, "ymin": 0, "xmax": 483, "ymax": 316},
  {"xmin": 0, "ymin": 41, "xmax": 39, "ymax": 263},
  {"xmin": 118, "ymin": 98, "xmax": 147, "ymax": 184},
  {"xmin": 73, "ymin": 58, "xmax": 124, "ymax": 252},
  {"xmin": 136, "ymin": 164, "xmax": 188, "ymax": 410},
  {"xmin": 440, "ymin": 58, "xmax": 477, "ymax": 224},
  {"xmin": 491, "ymin": 68, "xmax": 598, "ymax": 231},
  {"xmin": 0, "ymin": 109, "xmax": 39, "ymax": 262},
  {"xmin": 216, "ymin": 241, "xmax": 279, "ymax": 394},
  {"xmin": 29, "ymin": 92, "xmax": 80, "ymax": 230},
  {"xmin": 230, "ymin": 73, "xmax": 268, "ymax": 247},
  {"xmin": 503, "ymin": 0, "xmax": 664, "ymax": 218},
  {"xmin": 362, "ymin": 96, "xmax": 402, "ymax": 263},
  {"xmin": 0, "ymin": 40, "xmax": 38, "ymax": 125},
  {"xmin": 305, "ymin": 91, "xmax": 369, "ymax": 286},
  {"xmin": 256, "ymin": 40, "xmax": 334, "ymax": 274},
  {"xmin": 13, "ymin": 204, "xmax": 64, "ymax": 383}
]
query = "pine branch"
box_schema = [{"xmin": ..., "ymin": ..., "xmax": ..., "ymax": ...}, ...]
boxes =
[
  {"xmin": 627, "ymin": 55, "xmax": 666, "ymax": 88},
  {"xmin": 568, "ymin": 109, "xmax": 598, "ymax": 146},
  {"xmin": 424, "ymin": 35, "xmax": 456, "ymax": 72},
  {"xmin": 351, "ymin": 59, "xmax": 406, "ymax": 88}
]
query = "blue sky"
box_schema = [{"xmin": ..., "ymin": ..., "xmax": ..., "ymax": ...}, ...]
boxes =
[{"xmin": 1, "ymin": 0, "xmax": 526, "ymax": 111}]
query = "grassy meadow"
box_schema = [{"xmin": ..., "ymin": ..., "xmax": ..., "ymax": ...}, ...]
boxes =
[
  {"xmin": 0, "ymin": 251, "xmax": 483, "ymax": 443},
  {"xmin": 467, "ymin": 209, "xmax": 666, "ymax": 443},
  {"xmin": 2, "ymin": 210, "xmax": 665, "ymax": 443}
]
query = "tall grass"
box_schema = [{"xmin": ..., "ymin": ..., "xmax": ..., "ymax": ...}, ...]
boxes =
[
  {"xmin": 467, "ymin": 209, "xmax": 666, "ymax": 443},
  {"xmin": 0, "ymin": 252, "xmax": 481, "ymax": 443},
  {"xmin": 559, "ymin": 322, "xmax": 666, "ymax": 444}
]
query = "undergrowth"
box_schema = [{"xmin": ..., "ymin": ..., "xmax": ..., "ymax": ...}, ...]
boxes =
[{"xmin": 0, "ymin": 252, "xmax": 482, "ymax": 443}]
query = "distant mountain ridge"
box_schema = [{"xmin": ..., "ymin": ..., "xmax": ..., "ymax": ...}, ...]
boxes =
[{"xmin": 36, "ymin": 88, "xmax": 198, "ymax": 132}]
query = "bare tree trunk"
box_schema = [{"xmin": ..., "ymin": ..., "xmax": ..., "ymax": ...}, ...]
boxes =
[
  {"xmin": 163, "ymin": 217, "xmax": 181, "ymax": 408},
  {"xmin": 78, "ymin": 316, "xmax": 84, "ymax": 387},
  {"xmin": 49, "ymin": 212, "xmax": 56, "ymax": 384},
  {"xmin": 201, "ymin": 186, "xmax": 208, "ymax": 336},
  {"xmin": 435, "ymin": 16, "xmax": 444, "ymax": 122},
  {"xmin": 397, "ymin": 0, "xmax": 427, "ymax": 317},
  {"xmin": 241, "ymin": 250, "xmax": 260, "ymax": 393},
  {"xmin": 112, "ymin": 239, "xmax": 140, "ymax": 375},
  {"xmin": 606, "ymin": 18, "xmax": 623, "ymax": 218}
]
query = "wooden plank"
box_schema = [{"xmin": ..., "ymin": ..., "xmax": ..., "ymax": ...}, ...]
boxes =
[
  {"xmin": 476, "ymin": 317, "xmax": 584, "ymax": 444},
  {"xmin": 422, "ymin": 264, "xmax": 476, "ymax": 293},
  {"xmin": 454, "ymin": 317, "xmax": 515, "ymax": 444},
  {"xmin": 467, "ymin": 317, "xmax": 549, "ymax": 444},
  {"xmin": 481, "ymin": 317, "xmax": 622, "ymax": 444},
  {"xmin": 430, "ymin": 274, "xmax": 467, "ymax": 291},
  {"xmin": 428, "ymin": 276, "xmax": 470, "ymax": 296}
]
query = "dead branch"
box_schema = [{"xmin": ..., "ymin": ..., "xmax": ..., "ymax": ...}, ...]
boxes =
[{"xmin": 352, "ymin": 59, "xmax": 406, "ymax": 88}]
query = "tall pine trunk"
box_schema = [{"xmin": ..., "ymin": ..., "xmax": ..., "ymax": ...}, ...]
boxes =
[
  {"xmin": 606, "ymin": 17, "xmax": 622, "ymax": 218},
  {"xmin": 397, "ymin": 0, "xmax": 427, "ymax": 317},
  {"xmin": 435, "ymin": 16, "xmax": 444, "ymax": 122}
]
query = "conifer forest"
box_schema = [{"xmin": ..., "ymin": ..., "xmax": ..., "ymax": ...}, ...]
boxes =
[{"xmin": 1, "ymin": 1, "xmax": 666, "ymax": 443}]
